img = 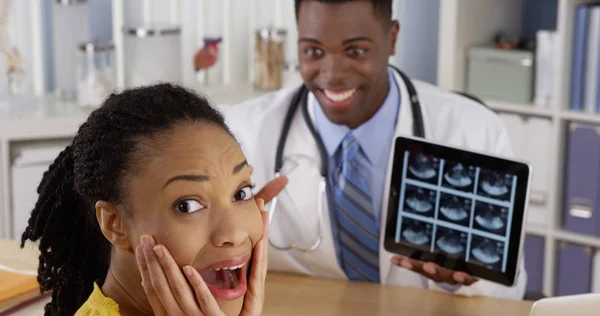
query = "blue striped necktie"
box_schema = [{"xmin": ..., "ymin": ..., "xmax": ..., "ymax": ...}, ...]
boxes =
[{"xmin": 334, "ymin": 132, "xmax": 380, "ymax": 282}]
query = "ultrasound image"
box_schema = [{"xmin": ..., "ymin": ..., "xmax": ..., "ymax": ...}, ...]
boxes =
[
  {"xmin": 438, "ymin": 193, "xmax": 472, "ymax": 227},
  {"xmin": 442, "ymin": 161, "xmax": 476, "ymax": 193},
  {"xmin": 473, "ymin": 202, "xmax": 509, "ymax": 236},
  {"xmin": 403, "ymin": 185, "xmax": 437, "ymax": 218},
  {"xmin": 469, "ymin": 235, "xmax": 505, "ymax": 270},
  {"xmin": 478, "ymin": 169, "xmax": 514, "ymax": 201},
  {"xmin": 400, "ymin": 218, "xmax": 434, "ymax": 250},
  {"xmin": 434, "ymin": 226, "xmax": 468, "ymax": 258},
  {"xmin": 407, "ymin": 153, "xmax": 441, "ymax": 185}
]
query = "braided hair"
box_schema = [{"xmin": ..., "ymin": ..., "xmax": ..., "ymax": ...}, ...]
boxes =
[{"xmin": 20, "ymin": 83, "xmax": 233, "ymax": 316}]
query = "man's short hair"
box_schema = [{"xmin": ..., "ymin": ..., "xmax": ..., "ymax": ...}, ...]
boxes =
[{"xmin": 294, "ymin": 0, "xmax": 393, "ymax": 22}]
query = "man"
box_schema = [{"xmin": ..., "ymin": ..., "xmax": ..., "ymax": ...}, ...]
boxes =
[{"xmin": 219, "ymin": 0, "xmax": 526, "ymax": 299}]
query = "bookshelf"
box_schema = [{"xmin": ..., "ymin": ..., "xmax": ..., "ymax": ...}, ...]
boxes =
[{"xmin": 438, "ymin": 0, "xmax": 600, "ymax": 297}]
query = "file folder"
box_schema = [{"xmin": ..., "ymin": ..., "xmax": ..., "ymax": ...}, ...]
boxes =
[
  {"xmin": 524, "ymin": 118, "xmax": 552, "ymax": 226},
  {"xmin": 524, "ymin": 235, "xmax": 545, "ymax": 291},
  {"xmin": 556, "ymin": 243, "xmax": 592, "ymax": 296},
  {"xmin": 563, "ymin": 124, "xmax": 600, "ymax": 236}
]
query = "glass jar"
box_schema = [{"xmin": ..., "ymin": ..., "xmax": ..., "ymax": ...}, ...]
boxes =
[
  {"xmin": 52, "ymin": 0, "xmax": 90, "ymax": 101},
  {"xmin": 254, "ymin": 27, "xmax": 287, "ymax": 90},
  {"xmin": 123, "ymin": 24, "xmax": 182, "ymax": 88},
  {"xmin": 76, "ymin": 42, "xmax": 116, "ymax": 108},
  {"xmin": 7, "ymin": 67, "xmax": 26, "ymax": 96}
]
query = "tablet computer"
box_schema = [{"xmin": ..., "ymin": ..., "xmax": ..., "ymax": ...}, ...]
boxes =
[{"xmin": 383, "ymin": 136, "xmax": 531, "ymax": 286}]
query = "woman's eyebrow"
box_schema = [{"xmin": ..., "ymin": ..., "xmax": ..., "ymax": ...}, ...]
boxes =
[
  {"xmin": 162, "ymin": 160, "xmax": 247, "ymax": 189},
  {"xmin": 163, "ymin": 174, "xmax": 209, "ymax": 189},
  {"xmin": 232, "ymin": 160, "xmax": 248, "ymax": 175}
]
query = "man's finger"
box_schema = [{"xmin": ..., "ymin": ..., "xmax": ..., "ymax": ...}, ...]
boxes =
[
  {"xmin": 136, "ymin": 245, "xmax": 167, "ymax": 316},
  {"xmin": 255, "ymin": 176, "xmax": 288, "ymax": 203},
  {"xmin": 453, "ymin": 272, "xmax": 478, "ymax": 285},
  {"xmin": 422, "ymin": 262, "xmax": 458, "ymax": 285}
]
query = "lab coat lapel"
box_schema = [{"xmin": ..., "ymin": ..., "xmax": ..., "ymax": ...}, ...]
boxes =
[{"xmin": 273, "ymin": 92, "xmax": 346, "ymax": 279}]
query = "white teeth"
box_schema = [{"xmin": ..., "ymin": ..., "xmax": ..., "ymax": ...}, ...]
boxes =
[
  {"xmin": 210, "ymin": 262, "xmax": 245, "ymax": 271},
  {"xmin": 324, "ymin": 89, "xmax": 356, "ymax": 102}
]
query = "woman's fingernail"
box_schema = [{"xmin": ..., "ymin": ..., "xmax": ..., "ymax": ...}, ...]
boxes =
[
  {"xmin": 141, "ymin": 236, "xmax": 151, "ymax": 248},
  {"xmin": 183, "ymin": 266, "xmax": 193, "ymax": 277},
  {"xmin": 153, "ymin": 246, "xmax": 164, "ymax": 258},
  {"xmin": 455, "ymin": 274, "xmax": 466, "ymax": 283}
]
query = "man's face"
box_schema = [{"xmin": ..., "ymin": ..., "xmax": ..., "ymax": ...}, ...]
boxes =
[{"xmin": 297, "ymin": 1, "xmax": 399, "ymax": 129}]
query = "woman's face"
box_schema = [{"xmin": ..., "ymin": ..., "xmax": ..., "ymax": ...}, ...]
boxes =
[{"xmin": 123, "ymin": 122, "xmax": 263, "ymax": 315}]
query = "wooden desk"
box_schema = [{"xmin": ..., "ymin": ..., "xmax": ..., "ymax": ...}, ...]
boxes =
[
  {"xmin": 1, "ymin": 239, "xmax": 534, "ymax": 315},
  {"xmin": 263, "ymin": 273, "xmax": 534, "ymax": 316}
]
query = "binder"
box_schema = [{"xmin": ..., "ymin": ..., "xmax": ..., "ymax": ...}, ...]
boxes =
[
  {"xmin": 524, "ymin": 235, "xmax": 545, "ymax": 291},
  {"xmin": 523, "ymin": 118, "xmax": 552, "ymax": 226},
  {"xmin": 563, "ymin": 124, "xmax": 600, "ymax": 236},
  {"xmin": 570, "ymin": 5, "xmax": 590, "ymax": 111},
  {"xmin": 555, "ymin": 242, "xmax": 593, "ymax": 296},
  {"xmin": 497, "ymin": 113, "xmax": 525, "ymax": 157},
  {"xmin": 584, "ymin": 6, "xmax": 600, "ymax": 113}
]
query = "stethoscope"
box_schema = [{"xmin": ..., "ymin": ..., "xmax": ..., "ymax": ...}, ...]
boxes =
[{"xmin": 268, "ymin": 65, "xmax": 426, "ymax": 252}]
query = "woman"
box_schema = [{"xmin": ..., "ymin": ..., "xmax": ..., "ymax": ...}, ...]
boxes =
[{"xmin": 20, "ymin": 83, "xmax": 269, "ymax": 316}]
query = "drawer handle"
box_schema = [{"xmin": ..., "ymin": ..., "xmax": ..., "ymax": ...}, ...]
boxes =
[
  {"xmin": 529, "ymin": 191, "xmax": 547, "ymax": 205},
  {"xmin": 570, "ymin": 206, "xmax": 593, "ymax": 219}
]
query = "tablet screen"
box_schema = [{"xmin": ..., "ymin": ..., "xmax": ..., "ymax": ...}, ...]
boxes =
[{"xmin": 384, "ymin": 137, "xmax": 531, "ymax": 286}]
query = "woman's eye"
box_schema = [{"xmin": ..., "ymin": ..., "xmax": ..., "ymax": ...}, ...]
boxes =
[
  {"xmin": 175, "ymin": 199, "xmax": 204, "ymax": 214},
  {"xmin": 234, "ymin": 186, "xmax": 254, "ymax": 201}
]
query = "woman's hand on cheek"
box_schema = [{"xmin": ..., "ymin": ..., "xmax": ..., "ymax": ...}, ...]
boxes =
[
  {"xmin": 240, "ymin": 198, "xmax": 269, "ymax": 316},
  {"xmin": 135, "ymin": 235, "xmax": 225, "ymax": 316}
]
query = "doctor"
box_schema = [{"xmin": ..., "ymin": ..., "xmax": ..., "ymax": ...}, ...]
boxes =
[{"xmin": 220, "ymin": 0, "xmax": 526, "ymax": 299}]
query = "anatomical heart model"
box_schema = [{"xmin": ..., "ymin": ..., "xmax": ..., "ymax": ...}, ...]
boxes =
[{"xmin": 194, "ymin": 37, "xmax": 222, "ymax": 85}]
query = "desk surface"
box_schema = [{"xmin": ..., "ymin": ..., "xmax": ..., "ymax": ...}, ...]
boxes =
[
  {"xmin": 263, "ymin": 273, "xmax": 534, "ymax": 316},
  {"xmin": 1, "ymin": 239, "xmax": 534, "ymax": 316}
]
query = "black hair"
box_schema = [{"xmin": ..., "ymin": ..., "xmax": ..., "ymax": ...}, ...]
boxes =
[
  {"xmin": 20, "ymin": 83, "xmax": 233, "ymax": 316},
  {"xmin": 294, "ymin": 0, "xmax": 393, "ymax": 22}
]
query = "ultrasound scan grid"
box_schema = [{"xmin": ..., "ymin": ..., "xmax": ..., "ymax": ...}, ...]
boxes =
[
  {"xmin": 400, "ymin": 218, "xmax": 434, "ymax": 250},
  {"xmin": 407, "ymin": 153, "xmax": 441, "ymax": 185},
  {"xmin": 438, "ymin": 193, "xmax": 472, "ymax": 227},
  {"xmin": 403, "ymin": 184, "xmax": 437, "ymax": 218},
  {"xmin": 478, "ymin": 169, "xmax": 514, "ymax": 201},
  {"xmin": 442, "ymin": 161, "xmax": 477, "ymax": 193},
  {"xmin": 469, "ymin": 235, "xmax": 505, "ymax": 270},
  {"xmin": 434, "ymin": 226, "xmax": 468, "ymax": 258},
  {"xmin": 473, "ymin": 202, "xmax": 509, "ymax": 236},
  {"xmin": 397, "ymin": 150, "xmax": 515, "ymax": 273}
]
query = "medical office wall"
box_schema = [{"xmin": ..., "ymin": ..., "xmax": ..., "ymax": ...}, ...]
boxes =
[{"xmin": 437, "ymin": 0, "xmax": 600, "ymax": 299}]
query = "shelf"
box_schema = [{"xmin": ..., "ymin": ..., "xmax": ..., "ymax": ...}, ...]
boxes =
[
  {"xmin": 554, "ymin": 230, "xmax": 600, "ymax": 249},
  {"xmin": 560, "ymin": 110, "xmax": 600, "ymax": 125},
  {"xmin": 485, "ymin": 99, "xmax": 554, "ymax": 118},
  {"xmin": 525, "ymin": 224, "xmax": 548, "ymax": 237}
]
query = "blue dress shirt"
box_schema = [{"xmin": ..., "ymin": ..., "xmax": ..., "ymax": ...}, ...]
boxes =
[{"xmin": 314, "ymin": 68, "xmax": 399, "ymax": 264}]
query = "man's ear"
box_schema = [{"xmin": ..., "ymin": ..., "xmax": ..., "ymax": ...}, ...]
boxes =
[
  {"xmin": 96, "ymin": 200, "xmax": 131, "ymax": 251},
  {"xmin": 389, "ymin": 20, "xmax": 400, "ymax": 55}
]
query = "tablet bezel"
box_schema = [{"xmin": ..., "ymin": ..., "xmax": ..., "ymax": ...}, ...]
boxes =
[{"xmin": 383, "ymin": 136, "xmax": 531, "ymax": 287}]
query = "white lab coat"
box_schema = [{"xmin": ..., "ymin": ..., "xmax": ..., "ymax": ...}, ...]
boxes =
[{"xmin": 219, "ymin": 69, "xmax": 527, "ymax": 300}]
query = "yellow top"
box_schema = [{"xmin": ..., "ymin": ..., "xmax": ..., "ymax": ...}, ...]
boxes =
[{"xmin": 75, "ymin": 283, "xmax": 120, "ymax": 316}]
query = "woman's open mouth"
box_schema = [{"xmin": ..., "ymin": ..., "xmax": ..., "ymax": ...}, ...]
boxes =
[{"xmin": 197, "ymin": 253, "xmax": 250, "ymax": 300}]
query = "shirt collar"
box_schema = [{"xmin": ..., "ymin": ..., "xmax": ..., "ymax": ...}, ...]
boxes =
[{"xmin": 314, "ymin": 68, "xmax": 401, "ymax": 164}]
